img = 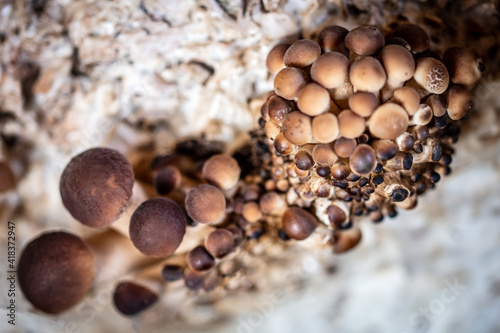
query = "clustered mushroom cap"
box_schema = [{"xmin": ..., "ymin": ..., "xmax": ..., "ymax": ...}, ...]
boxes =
[
  {"xmin": 312, "ymin": 144, "xmax": 337, "ymax": 166},
  {"xmin": 334, "ymin": 137, "xmax": 356, "ymax": 158},
  {"xmin": 393, "ymin": 24, "xmax": 430, "ymax": 53},
  {"xmin": 345, "ymin": 26, "xmax": 385, "ymax": 56},
  {"xmin": 349, "ymin": 56, "xmax": 387, "ymax": 93},
  {"xmin": 443, "ymin": 47, "xmax": 485, "ymax": 90},
  {"xmin": 311, "ymin": 112, "xmax": 340, "ymax": 143},
  {"xmin": 129, "ymin": 197, "xmax": 186, "ymax": 257},
  {"xmin": 185, "ymin": 184, "xmax": 226, "ymax": 224},
  {"xmin": 297, "ymin": 83, "xmax": 331, "ymax": 116},
  {"xmin": 60, "ymin": 147, "xmax": 134, "ymax": 229},
  {"xmin": 266, "ymin": 44, "xmax": 290, "ymax": 74},
  {"xmin": 348, "ymin": 92, "xmax": 378, "ymax": 117},
  {"xmin": 274, "ymin": 67, "xmax": 307, "ymax": 100},
  {"xmin": 338, "ymin": 110, "xmax": 366, "ymax": 139},
  {"xmin": 282, "ymin": 207, "xmax": 318, "ymax": 240},
  {"xmin": 326, "ymin": 204, "xmax": 347, "ymax": 228},
  {"xmin": 202, "ymin": 154, "xmax": 241, "ymax": 190},
  {"xmin": 413, "ymin": 57, "xmax": 450, "ymax": 95},
  {"xmin": 310, "ymin": 52, "xmax": 349, "ymax": 89},
  {"xmin": 268, "ymin": 95, "xmax": 293, "ymax": 125},
  {"xmin": 113, "ymin": 281, "xmax": 158, "ymax": 316},
  {"xmin": 426, "ymin": 94, "xmax": 447, "ymax": 117},
  {"xmin": 318, "ymin": 25, "xmax": 349, "ymax": 54},
  {"xmin": 349, "ymin": 144, "xmax": 377, "ymax": 175},
  {"xmin": 18, "ymin": 231, "xmax": 95, "ymax": 314},
  {"xmin": 379, "ymin": 44, "xmax": 415, "ymax": 89},
  {"xmin": 446, "ymin": 85, "xmax": 473, "ymax": 120},
  {"xmin": 187, "ymin": 245, "xmax": 215, "ymax": 271},
  {"xmin": 282, "ymin": 111, "xmax": 313, "ymax": 146},
  {"xmin": 368, "ymin": 103, "xmax": 409, "ymax": 139},
  {"xmin": 205, "ymin": 229, "xmax": 235, "ymax": 259},
  {"xmin": 393, "ymin": 87, "xmax": 420, "ymax": 115},
  {"xmin": 283, "ymin": 39, "xmax": 321, "ymax": 68}
]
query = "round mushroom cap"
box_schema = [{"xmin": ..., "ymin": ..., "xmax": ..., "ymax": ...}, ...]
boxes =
[
  {"xmin": 369, "ymin": 103, "xmax": 409, "ymax": 139},
  {"xmin": 349, "ymin": 144, "xmax": 377, "ymax": 175},
  {"xmin": 426, "ymin": 94, "xmax": 447, "ymax": 117},
  {"xmin": 113, "ymin": 281, "xmax": 158, "ymax": 316},
  {"xmin": 266, "ymin": 44, "xmax": 291, "ymax": 74},
  {"xmin": 202, "ymin": 154, "xmax": 241, "ymax": 190},
  {"xmin": 345, "ymin": 26, "xmax": 385, "ymax": 56},
  {"xmin": 385, "ymin": 37, "xmax": 411, "ymax": 51},
  {"xmin": 161, "ymin": 265, "xmax": 184, "ymax": 282},
  {"xmin": 242, "ymin": 201, "xmax": 263, "ymax": 222},
  {"xmin": 379, "ymin": 45, "xmax": 415, "ymax": 84},
  {"xmin": 318, "ymin": 25, "xmax": 349, "ymax": 53},
  {"xmin": 274, "ymin": 67, "xmax": 308, "ymax": 100},
  {"xmin": 331, "ymin": 162, "xmax": 350, "ymax": 180},
  {"xmin": 326, "ymin": 204, "xmax": 347, "ymax": 228},
  {"xmin": 297, "ymin": 83, "xmax": 331, "ymax": 116},
  {"xmin": 282, "ymin": 111, "xmax": 313, "ymax": 146},
  {"xmin": 282, "ymin": 207, "xmax": 318, "ymax": 240},
  {"xmin": 443, "ymin": 47, "xmax": 485, "ymax": 90},
  {"xmin": 393, "ymin": 24, "xmax": 430, "ymax": 53},
  {"xmin": 185, "ymin": 184, "xmax": 226, "ymax": 224},
  {"xmin": 310, "ymin": 52, "xmax": 349, "ymax": 89},
  {"xmin": 130, "ymin": 198, "xmax": 186, "ymax": 257},
  {"xmin": 187, "ymin": 246, "xmax": 215, "ymax": 271},
  {"xmin": 274, "ymin": 133, "xmax": 296, "ymax": 155},
  {"xmin": 0, "ymin": 161, "xmax": 15, "ymax": 192},
  {"xmin": 447, "ymin": 85, "xmax": 473, "ymax": 120},
  {"xmin": 283, "ymin": 39, "xmax": 321, "ymax": 68},
  {"xmin": 334, "ymin": 137, "xmax": 356, "ymax": 158},
  {"xmin": 205, "ymin": 229, "xmax": 235, "ymax": 258},
  {"xmin": 268, "ymin": 95, "xmax": 293, "ymax": 125},
  {"xmin": 393, "ymin": 87, "xmax": 420, "ymax": 115},
  {"xmin": 259, "ymin": 191, "xmax": 285, "ymax": 215},
  {"xmin": 349, "ymin": 57, "xmax": 387, "ymax": 93},
  {"xmin": 333, "ymin": 228, "xmax": 362, "ymax": 253},
  {"xmin": 348, "ymin": 92, "xmax": 378, "ymax": 117},
  {"xmin": 294, "ymin": 150, "xmax": 314, "ymax": 171},
  {"xmin": 312, "ymin": 113, "xmax": 340, "ymax": 143},
  {"xmin": 413, "ymin": 57, "xmax": 450, "ymax": 95},
  {"xmin": 338, "ymin": 110, "xmax": 366, "ymax": 139},
  {"xmin": 18, "ymin": 231, "xmax": 95, "ymax": 314},
  {"xmin": 374, "ymin": 140, "xmax": 398, "ymax": 160},
  {"xmin": 312, "ymin": 144, "xmax": 338, "ymax": 166},
  {"xmin": 60, "ymin": 148, "xmax": 134, "ymax": 229},
  {"xmin": 154, "ymin": 165, "xmax": 181, "ymax": 195},
  {"xmin": 412, "ymin": 104, "xmax": 433, "ymax": 125}
]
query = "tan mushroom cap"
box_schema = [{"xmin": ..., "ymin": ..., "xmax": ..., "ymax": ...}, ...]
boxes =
[
  {"xmin": 413, "ymin": 57, "xmax": 450, "ymax": 95},
  {"xmin": 310, "ymin": 52, "xmax": 349, "ymax": 89},
  {"xmin": 274, "ymin": 133, "xmax": 296, "ymax": 155},
  {"xmin": 447, "ymin": 85, "xmax": 473, "ymax": 120},
  {"xmin": 318, "ymin": 25, "xmax": 349, "ymax": 54},
  {"xmin": 345, "ymin": 26, "xmax": 385, "ymax": 56},
  {"xmin": 297, "ymin": 83, "xmax": 331, "ymax": 116},
  {"xmin": 334, "ymin": 137, "xmax": 357, "ymax": 158},
  {"xmin": 426, "ymin": 94, "xmax": 447, "ymax": 117},
  {"xmin": 379, "ymin": 45, "xmax": 415, "ymax": 86},
  {"xmin": 312, "ymin": 112, "xmax": 340, "ymax": 143},
  {"xmin": 283, "ymin": 39, "xmax": 321, "ymax": 68},
  {"xmin": 348, "ymin": 92, "xmax": 378, "ymax": 117},
  {"xmin": 393, "ymin": 87, "xmax": 420, "ymax": 115},
  {"xmin": 393, "ymin": 24, "xmax": 430, "ymax": 53},
  {"xmin": 265, "ymin": 120, "xmax": 281, "ymax": 141},
  {"xmin": 282, "ymin": 111, "xmax": 313, "ymax": 146},
  {"xmin": 274, "ymin": 67, "xmax": 307, "ymax": 100},
  {"xmin": 369, "ymin": 103, "xmax": 409, "ymax": 139},
  {"xmin": 185, "ymin": 184, "xmax": 226, "ymax": 224},
  {"xmin": 243, "ymin": 201, "xmax": 262, "ymax": 223},
  {"xmin": 202, "ymin": 154, "xmax": 241, "ymax": 191},
  {"xmin": 338, "ymin": 110, "xmax": 366, "ymax": 139},
  {"xmin": 312, "ymin": 144, "xmax": 338, "ymax": 166},
  {"xmin": 266, "ymin": 44, "xmax": 291, "ymax": 74},
  {"xmin": 349, "ymin": 57, "xmax": 387, "ymax": 93},
  {"xmin": 349, "ymin": 144, "xmax": 377, "ymax": 175},
  {"xmin": 412, "ymin": 104, "xmax": 433, "ymax": 125},
  {"xmin": 443, "ymin": 47, "xmax": 485, "ymax": 90}
]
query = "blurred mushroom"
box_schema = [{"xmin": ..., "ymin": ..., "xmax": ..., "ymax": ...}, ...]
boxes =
[
  {"xmin": 443, "ymin": 47, "xmax": 485, "ymax": 90},
  {"xmin": 205, "ymin": 229, "xmax": 235, "ymax": 259},
  {"xmin": 447, "ymin": 85, "xmax": 473, "ymax": 120},
  {"xmin": 282, "ymin": 207, "xmax": 318, "ymax": 240},
  {"xmin": 266, "ymin": 44, "xmax": 291, "ymax": 74},
  {"xmin": 185, "ymin": 184, "xmax": 226, "ymax": 224},
  {"xmin": 318, "ymin": 25, "xmax": 349, "ymax": 55},
  {"xmin": 393, "ymin": 24, "xmax": 430, "ymax": 53},
  {"xmin": 202, "ymin": 154, "xmax": 241, "ymax": 191}
]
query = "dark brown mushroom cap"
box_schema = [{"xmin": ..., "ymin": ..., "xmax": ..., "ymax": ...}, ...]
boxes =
[
  {"xmin": 161, "ymin": 265, "xmax": 185, "ymax": 282},
  {"xmin": 268, "ymin": 95, "xmax": 293, "ymax": 125},
  {"xmin": 274, "ymin": 133, "xmax": 296, "ymax": 155},
  {"xmin": 202, "ymin": 154, "xmax": 241, "ymax": 191},
  {"xmin": 447, "ymin": 85, "xmax": 473, "ymax": 120},
  {"xmin": 60, "ymin": 147, "xmax": 134, "ymax": 229},
  {"xmin": 129, "ymin": 198, "xmax": 186, "ymax": 257},
  {"xmin": 154, "ymin": 165, "xmax": 181, "ymax": 195},
  {"xmin": 349, "ymin": 144, "xmax": 377, "ymax": 175},
  {"xmin": 205, "ymin": 229, "xmax": 235, "ymax": 259},
  {"xmin": 443, "ymin": 47, "xmax": 485, "ymax": 90},
  {"xmin": 333, "ymin": 228, "xmax": 362, "ymax": 253},
  {"xmin": 185, "ymin": 184, "xmax": 226, "ymax": 224},
  {"xmin": 283, "ymin": 39, "xmax": 321, "ymax": 68},
  {"xmin": 326, "ymin": 204, "xmax": 347, "ymax": 228},
  {"xmin": 18, "ymin": 231, "xmax": 95, "ymax": 314},
  {"xmin": 282, "ymin": 207, "xmax": 318, "ymax": 240},
  {"xmin": 282, "ymin": 111, "xmax": 313, "ymax": 146},
  {"xmin": 426, "ymin": 94, "xmax": 447, "ymax": 117},
  {"xmin": 0, "ymin": 161, "xmax": 15, "ymax": 192},
  {"xmin": 113, "ymin": 281, "xmax": 158, "ymax": 316},
  {"xmin": 187, "ymin": 246, "xmax": 215, "ymax": 271},
  {"xmin": 266, "ymin": 43, "xmax": 291, "ymax": 74},
  {"xmin": 345, "ymin": 26, "xmax": 385, "ymax": 56},
  {"xmin": 393, "ymin": 24, "xmax": 430, "ymax": 53},
  {"xmin": 318, "ymin": 25, "xmax": 349, "ymax": 53}
]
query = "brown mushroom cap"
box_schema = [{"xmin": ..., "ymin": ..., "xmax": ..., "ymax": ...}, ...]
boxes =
[
  {"xmin": 274, "ymin": 67, "xmax": 307, "ymax": 100},
  {"xmin": 294, "ymin": 150, "xmax": 314, "ymax": 171},
  {"xmin": 202, "ymin": 154, "xmax": 241, "ymax": 191},
  {"xmin": 312, "ymin": 144, "xmax": 338, "ymax": 166},
  {"xmin": 426, "ymin": 94, "xmax": 447, "ymax": 117},
  {"xmin": 379, "ymin": 45, "xmax": 415, "ymax": 86},
  {"xmin": 373, "ymin": 140, "xmax": 398, "ymax": 160},
  {"xmin": 283, "ymin": 39, "xmax": 321, "ymax": 68},
  {"xmin": 60, "ymin": 147, "xmax": 134, "ymax": 229},
  {"xmin": 393, "ymin": 87, "xmax": 420, "ymax": 116},
  {"xmin": 187, "ymin": 246, "xmax": 215, "ymax": 271},
  {"xmin": 130, "ymin": 198, "xmax": 186, "ymax": 257},
  {"xmin": 265, "ymin": 120, "xmax": 281, "ymax": 141},
  {"xmin": 185, "ymin": 184, "xmax": 226, "ymax": 224},
  {"xmin": 334, "ymin": 137, "xmax": 357, "ymax": 158},
  {"xmin": 205, "ymin": 229, "xmax": 235, "ymax": 259},
  {"xmin": 318, "ymin": 25, "xmax": 349, "ymax": 54},
  {"xmin": 268, "ymin": 95, "xmax": 293, "ymax": 125},
  {"xmin": 349, "ymin": 57, "xmax": 387, "ymax": 93},
  {"xmin": 443, "ymin": 47, "xmax": 484, "ymax": 90},
  {"xmin": 331, "ymin": 162, "xmax": 350, "ymax": 180},
  {"xmin": 266, "ymin": 44, "xmax": 291, "ymax": 74},
  {"xmin": 242, "ymin": 201, "xmax": 262, "ymax": 222},
  {"xmin": 154, "ymin": 165, "xmax": 181, "ymax": 195},
  {"xmin": 326, "ymin": 204, "xmax": 347, "ymax": 228},
  {"xmin": 113, "ymin": 281, "xmax": 158, "ymax": 316},
  {"xmin": 333, "ymin": 228, "xmax": 362, "ymax": 253},
  {"xmin": 338, "ymin": 110, "xmax": 366, "ymax": 139},
  {"xmin": 349, "ymin": 144, "xmax": 377, "ymax": 175},
  {"xmin": 413, "ymin": 57, "xmax": 450, "ymax": 95},
  {"xmin": 18, "ymin": 231, "xmax": 95, "ymax": 314},
  {"xmin": 447, "ymin": 85, "xmax": 473, "ymax": 120},
  {"xmin": 348, "ymin": 92, "xmax": 378, "ymax": 117},
  {"xmin": 274, "ymin": 133, "xmax": 296, "ymax": 155},
  {"xmin": 345, "ymin": 26, "xmax": 385, "ymax": 56},
  {"xmin": 161, "ymin": 265, "xmax": 185, "ymax": 282},
  {"xmin": 369, "ymin": 103, "xmax": 409, "ymax": 139},
  {"xmin": 282, "ymin": 111, "xmax": 313, "ymax": 146},
  {"xmin": 412, "ymin": 104, "xmax": 433, "ymax": 125},
  {"xmin": 297, "ymin": 83, "xmax": 331, "ymax": 116},
  {"xmin": 310, "ymin": 52, "xmax": 349, "ymax": 89},
  {"xmin": 0, "ymin": 161, "xmax": 15, "ymax": 192},
  {"xmin": 393, "ymin": 24, "xmax": 430, "ymax": 53},
  {"xmin": 259, "ymin": 191, "xmax": 285, "ymax": 215},
  {"xmin": 312, "ymin": 112, "xmax": 340, "ymax": 143},
  {"xmin": 282, "ymin": 207, "xmax": 318, "ymax": 240}
]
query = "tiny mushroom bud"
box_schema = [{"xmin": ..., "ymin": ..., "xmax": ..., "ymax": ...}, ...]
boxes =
[
  {"xmin": 338, "ymin": 110, "xmax": 366, "ymax": 139},
  {"xmin": 443, "ymin": 47, "xmax": 485, "ymax": 90},
  {"xmin": 318, "ymin": 25, "xmax": 349, "ymax": 55},
  {"xmin": 202, "ymin": 154, "xmax": 241, "ymax": 190},
  {"xmin": 411, "ymin": 57, "xmax": 450, "ymax": 97},
  {"xmin": 283, "ymin": 39, "xmax": 321, "ymax": 68},
  {"xmin": 369, "ymin": 103, "xmax": 409, "ymax": 139},
  {"xmin": 130, "ymin": 198, "xmax": 186, "ymax": 257},
  {"xmin": 113, "ymin": 281, "xmax": 158, "ymax": 316},
  {"xmin": 379, "ymin": 45, "xmax": 415, "ymax": 100},
  {"xmin": 187, "ymin": 246, "xmax": 215, "ymax": 271},
  {"xmin": 282, "ymin": 207, "xmax": 318, "ymax": 240},
  {"xmin": 333, "ymin": 228, "xmax": 362, "ymax": 253},
  {"xmin": 18, "ymin": 232, "xmax": 95, "ymax": 314},
  {"xmin": 205, "ymin": 229, "xmax": 235, "ymax": 259},
  {"xmin": 447, "ymin": 85, "xmax": 473, "ymax": 120},
  {"xmin": 312, "ymin": 113, "xmax": 340, "ymax": 143},
  {"xmin": 312, "ymin": 144, "xmax": 338, "ymax": 166},
  {"xmin": 282, "ymin": 111, "xmax": 313, "ymax": 146},
  {"xmin": 349, "ymin": 57, "xmax": 387, "ymax": 93},
  {"xmin": 242, "ymin": 201, "xmax": 262, "ymax": 222},
  {"xmin": 297, "ymin": 83, "xmax": 331, "ymax": 116},
  {"xmin": 266, "ymin": 44, "xmax": 291, "ymax": 74},
  {"xmin": 334, "ymin": 137, "xmax": 357, "ymax": 158},
  {"xmin": 349, "ymin": 144, "xmax": 377, "ymax": 175},
  {"xmin": 348, "ymin": 92, "xmax": 378, "ymax": 117},
  {"xmin": 393, "ymin": 24, "xmax": 430, "ymax": 53},
  {"xmin": 274, "ymin": 67, "xmax": 307, "ymax": 100},
  {"xmin": 392, "ymin": 87, "xmax": 420, "ymax": 116},
  {"xmin": 310, "ymin": 52, "xmax": 349, "ymax": 89},
  {"xmin": 345, "ymin": 26, "xmax": 385, "ymax": 58},
  {"xmin": 60, "ymin": 147, "xmax": 134, "ymax": 229},
  {"xmin": 268, "ymin": 95, "xmax": 293, "ymax": 125},
  {"xmin": 154, "ymin": 165, "xmax": 181, "ymax": 195},
  {"xmin": 185, "ymin": 184, "xmax": 226, "ymax": 224}
]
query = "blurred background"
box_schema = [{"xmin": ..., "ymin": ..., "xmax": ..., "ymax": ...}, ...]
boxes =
[{"xmin": 0, "ymin": 0, "xmax": 499, "ymax": 332}]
